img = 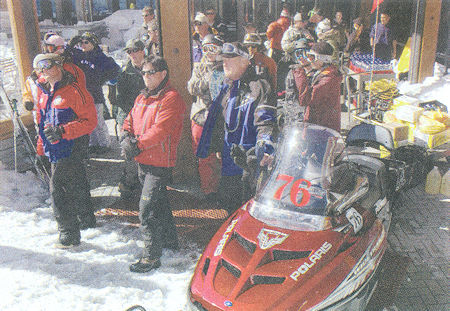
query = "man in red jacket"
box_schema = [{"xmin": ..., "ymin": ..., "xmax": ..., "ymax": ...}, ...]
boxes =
[
  {"xmin": 121, "ymin": 55, "xmax": 186, "ymax": 273},
  {"xmin": 284, "ymin": 41, "xmax": 342, "ymax": 132},
  {"xmin": 33, "ymin": 53, "xmax": 98, "ymax": 248}
]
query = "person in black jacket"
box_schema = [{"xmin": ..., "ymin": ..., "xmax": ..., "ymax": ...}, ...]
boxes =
[{"xmin": 115, "ymin": 39, "xmax": 147, "ymax": 199}]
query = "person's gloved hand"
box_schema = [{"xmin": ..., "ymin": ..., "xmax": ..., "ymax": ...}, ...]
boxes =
[
  {"xmin": 68, "ymin": 35, "xmax": 82, "ymax": 48},
  {"xmin": 43, "ymin": 125, "xmax": 64, "ymax": 144},
  {"xmin": 120, "ymin": 132, "xmax": 140, "ymax": 160},
  {"xmin": 24, "ymin": 101, "xmax": 34, "ymax": 111},
  {"xmin": 230, "ymin": 143, "xmax": 248, "ymax": 169}
]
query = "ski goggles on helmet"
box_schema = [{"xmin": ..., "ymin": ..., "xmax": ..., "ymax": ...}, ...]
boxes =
[
  {"xmin": 306, "ymin": 51, "xmax": 333, "ymax": 64},
  {"xmin": 35, "ymin": 59, "xmax": 58, "ymax": 72},
  {"xmin": 45, "ymin": 44, "xmax": 64, "ymax": 53},
  {"xmin": 221, "ymin": 43, "xmax": 250, "ymax": 59},
  {"xmin": 202, "ymin": 44, "xmax": 221, "ymax": 54}
]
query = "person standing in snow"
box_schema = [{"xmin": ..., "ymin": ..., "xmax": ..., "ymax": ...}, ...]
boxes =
[
  {"xmin": 265, "ymin": 9, "xmax": 291, "ymax": 64},
  {"xmin": 32, "ymin": 53, "xmax": 97, "ymax": 248},
  {"xmin": 121, "ymin": 56, "xmax": 185, "ymax": 273},
  {"xmin": 192, "ymin": 12, "xmax": 213, "ymax": 64},
  {"xmin": 66, "ymin": 32, "xmax": 120, "ymax": 155},
  {"xmin": 370, "ymin": 12, "xmax": 397, "ymax": 60},
  {"xmin": 113, "ymin": 39, "xmax": 147, "ymax": 199}
]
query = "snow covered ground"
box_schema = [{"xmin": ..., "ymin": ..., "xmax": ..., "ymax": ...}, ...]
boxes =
[
  {"xmin": 0, "ymin": 8, "xmax": 448, "ymax": 311},
  {"xmin": 0, "ymin": 164, "xmax": 200, "ymax": 311}
]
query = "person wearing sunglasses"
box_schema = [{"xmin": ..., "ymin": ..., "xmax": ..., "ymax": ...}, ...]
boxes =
[
  {"xmin": 121, "ymin": 56, "xmax": 186, "ymax": 273},
  {"xmin": 284, "ymin": 41, "xmax": 342, "ymax": 132},
  {"xmin": 197, "ymin": 41, "xmax": 277, "ymax": 215},
  {"xmin": 110, "ymin": 39, "xmax": 147, "ymax": 200},
  {"xmin": 203, "ymin": 7, "xmax": 229, "ymax": 42},
  {"xmin": 192, "ymin": 12, "xmax": 213, "ymax": 63},
  {"xmin": 137, "ymin": 6, "xmax": 158, "ymax": 43},
  {"xmin": 66, "ymin": 32, "xmax": 120, "ymax": 155},
  {"xmin": 32, "ymin": 53, "xmax": 98, "ymax": 248},
  {"xmin": 243, "ymin": 33, "xmax": 277, "ymax": 92},
  {"xmin": 187, "ymin": 35, "xmax": 225, "ymax": 203}
]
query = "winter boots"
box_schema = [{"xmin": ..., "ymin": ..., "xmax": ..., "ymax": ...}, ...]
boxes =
[
  {"xmin": 55, "ymin": 231, "xmax": 81, "ymax": 248},
  {"xmin": 129, "ymin": 257, "xmax": 161, "ymax": 273}
]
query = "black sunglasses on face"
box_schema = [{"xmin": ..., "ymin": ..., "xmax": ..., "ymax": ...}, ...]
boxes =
[
  {"xmin": 142, "ymin": 69, "xmax": 159, "ymax": 76},
  {"xmin": 127, "ymin": 48, "xmax": 143, "ymax": 54},
  {"xmin": 143, "ymin": 13, "xmax": 153, "ymax": 17},
  {"xmin": 81, "ymin": 40, "xmax": 91, "ymax": 45}
]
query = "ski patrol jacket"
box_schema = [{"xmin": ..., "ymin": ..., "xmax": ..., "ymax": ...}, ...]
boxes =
[
  {"xmin": 285, "ymin": 64, "xmax": 342, "ymax": 132},
  {"xmin": 197, "ymin": 67, "xmax": 277, "ymax": 176},
  {"xmin": 66, "ymin": 45, "xmax": 120, "ymax": 104},
  {"xmin": 35, "ymin": 72, "xmax": 97, "ymax": 162},
  {"xmin": 122, "ymin": 81, "xmax": 186, "ymax": 167}
]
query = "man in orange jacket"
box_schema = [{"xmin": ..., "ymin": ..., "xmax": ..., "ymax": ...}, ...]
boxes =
[
  {"xmin": 33, "ymin": 53, "xmax": 97, "ymax": 248},
  {"xmin": 121, "ymin": 55, "xmax": 186, "ymax": 273}
]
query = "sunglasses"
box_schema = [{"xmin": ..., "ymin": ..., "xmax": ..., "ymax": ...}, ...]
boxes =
[
  {"xmin": 193, "ymin": 21, "xmax": 203, "ymax": 26},
  {"xmin": 35, "ymin": 59, "xmax": 57, "ymax": 72},
  {"xmin": 205, "ymin": 11, "xmax": 215, "ymax": 15},
  {"xmin": 141, "ymin": 69, "xmax": 159, "ymax": 76},
  {"xmin": 202, "ymin": 44, "xmax": 221, "ymax": 54},
  {"xmin": 142, "ymin": 13, "xmax": 154, "ymax": 17},
  {"xmin": 81, "ymin": 40, "xmax": 91, "ymax": 45},
  {"xmin": 127, "ymin": 48, "xmax": 143, "ymax": 54},
  {"xmin": 221, "ymin": 43, "xmax": 249, "ymax": 58}
]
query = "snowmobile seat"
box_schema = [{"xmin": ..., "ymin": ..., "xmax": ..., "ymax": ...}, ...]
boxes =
[
  {"xmin": 343, "ymin": 154, "xmax": 388, "ymax": 210},
  {"xmin": 346, "ymin": 123, "xmax": 395, "ymax": 151}
]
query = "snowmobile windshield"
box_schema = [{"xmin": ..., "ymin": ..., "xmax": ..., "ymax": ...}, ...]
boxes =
[{"xmin": 250, "ymin": 123, "xmax": 345, "ymax": 231}]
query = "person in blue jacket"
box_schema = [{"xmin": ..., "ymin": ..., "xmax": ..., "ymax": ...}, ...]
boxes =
[
  {"xmin": 197, "ymin": 42, "xmax": 277, "ymax": 214},
  {"xmin": 66, "ymin": 32, "xmax": 120, "ymax": 154}
]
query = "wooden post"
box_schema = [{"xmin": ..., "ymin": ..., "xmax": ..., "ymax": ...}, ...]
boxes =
[
  {"xmin": 159, "ymin": 0, "xmax": 198, "ymax": 183},
  {"xmin": 418, "ymin": 0, "xmax": 441, "ymax": 82},
  {"xmin": 6, "ymin": 0, "xmax": 41, "ymax": 88}
]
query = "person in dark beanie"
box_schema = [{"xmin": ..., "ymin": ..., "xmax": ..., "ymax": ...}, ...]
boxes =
[
  {"xmin": 66, "ymin": 32, "xmax": 120, "ymax": 155},
  {"xmin": 284, "ymin": 41, "xmax": 342, "ymax": 132},
  {"xmin": 32, "ymin": 53, "xmax": 98, "ymax": 248},
  {"xmin": 122, "ymin": 56, "xmax": 186, "ymax": 273}
]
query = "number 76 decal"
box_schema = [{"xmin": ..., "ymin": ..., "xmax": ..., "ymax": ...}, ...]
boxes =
[{"xmin": 274, "ymin": 174, "xmax": 311, "ymax": 207}]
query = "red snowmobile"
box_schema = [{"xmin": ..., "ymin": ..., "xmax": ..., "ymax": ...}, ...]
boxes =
[{"xmin": 188, "ymin": 122, "xmax": 428, "ymax": 311}]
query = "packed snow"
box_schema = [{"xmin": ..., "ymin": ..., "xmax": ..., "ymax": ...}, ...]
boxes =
[
  {"xmin": 0, "ymin": 7, "xmax": 448, "ymax": 311},
  {"xmin": 0, "ymin": 164, "xmax": 200, "ymax": 311}
]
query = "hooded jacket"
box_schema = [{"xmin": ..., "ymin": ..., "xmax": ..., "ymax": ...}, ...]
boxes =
[{"xmin": 122, "ymin": 81, "xmax": 186, "ymax": 167}]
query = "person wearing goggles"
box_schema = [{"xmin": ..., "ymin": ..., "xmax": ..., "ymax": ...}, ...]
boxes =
[
  {"xmin": 31, "ymin": 53, "xmax": 98, "ymax": 248},
  {"xmin": 187, "ymin": 34, "xmax": 225, "ymax": 203},
  {"xmin": 283, "ymin": 41, "xmax": 342, "ymax": 132},
  {"xmin": 242, "ymin": 33, "xmax": 277, "ymax": 92},
  {"xmin": 196, "ymin": 41, "xmax": 277, "ymax": 215},
  {"xmin": 122, "ymin": 55, "xmax": 186, "ymax": 273}
]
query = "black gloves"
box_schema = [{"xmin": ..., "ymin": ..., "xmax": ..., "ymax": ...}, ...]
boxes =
[
  {"xmin": 120, "ymin": 132, "xmax": 141, "ymax": 160},
  {"xmin": 230, "ymin": 144, "xmax": 258, "ymax": 172},
  {"xmin": 68, "ymin": 35, "xmax": 82, "ymax": 48},
  {"xmin": 43, "ymin": 125, "xmax": 64, "ymax": 144},
  {"xmin": 24, "ymin": 101, "xmax": 34, "ymax": 111}
]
